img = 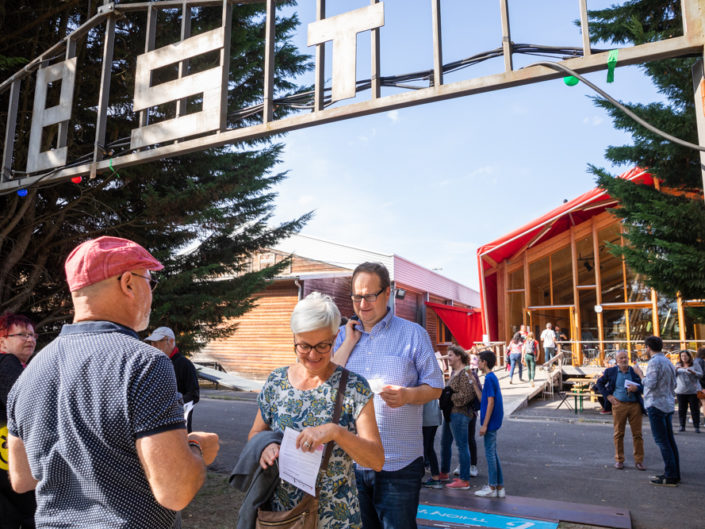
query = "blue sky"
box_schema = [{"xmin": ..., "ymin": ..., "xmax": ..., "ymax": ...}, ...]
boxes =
[{"xmin": 269, "ymin": 1, "xmax": 668, "ymax": 290}]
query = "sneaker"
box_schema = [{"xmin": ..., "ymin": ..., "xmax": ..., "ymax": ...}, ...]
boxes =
[
  {"xmin": 445, "ymin": 478, "xmax": 470, "ymax": 490},
  {"xmin": 496, "ymin": 487, "xmax": 506, "ymax": 498},
  {"xmin": 649, "ymin": 474, "xmax": 680, "ymax": 483},
  {"xmin": 474, "ymin": 485, "xmax": 497, "ymax": 497},
  {"xmin": 438, "ymin": 472, "xmax": 450, "ymax": 482},
  {"xmin": 453, "ymin": 466, "xmax": 460, "ymax": 476},
  {"xmin": 530, "ymin": 381, "xmax": 535, "ymax": 387},
  {"xmin": 470, "ymin": 465, "xmax": 479, "ymax": 477},
  {"xmin": 635, "ymin": 462, "xmax": 646, "ymax": 471},
  {"xmin": 422, "ymin": 478, "xmax": 443, "ymax": 489},
  {"xmin": 599, "ymin": 409, "xmax": 612, "ymax": 415},
  {"xmin": 650, "ymin": 476, "xmax": 678, "ymax": 487},
  {"xmin": 678, "ymin": 426, "xmax": 685, "ymax": 432},
  {"xmin": 614, "ymin": 462, "xmax": 624, "ymax": 470}
]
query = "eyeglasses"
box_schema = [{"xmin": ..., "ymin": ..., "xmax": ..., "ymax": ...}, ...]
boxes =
[
  {"xmin": 118, "ymin": 272, "xmax": 159, "ymax": 291},
  {"xmin": 7, "ymin": 332, "xmax": 38, "ymax": 341},
  {"xmin": 351, "ymin": 287, "xmax": 385, "ymax": 304},
  {"xmin": 294, "ymin": 341, "xmax": 334, "ymax": 354}
]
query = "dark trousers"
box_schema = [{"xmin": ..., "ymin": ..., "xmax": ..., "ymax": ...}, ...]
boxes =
[
  {"xmin": 676, "ymin": 393, "xmax": 700, "ymax": 429},
  {"xmin": 0, "ymin": 472, "xmax": 36, "ymax": 529},
  {"xmin": 468, "ymin": 412, "xmax": 478, "ymax": 466},
  {"xmin": 647, "ymin": 406, "xmax": 681, "ymax": 480},
  {"xmin": 355, "ymin": 457, "xmax": 424, "ymax": 529},
  {"xmin": 422, "ymin": 426, "xmax": 439, "ymax": 476}
]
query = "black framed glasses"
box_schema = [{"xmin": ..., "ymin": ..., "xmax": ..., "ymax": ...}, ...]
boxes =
[
  {"xmin": 7, "ymin": 332, "xmax": 38, "ymax": 341},
  {"xmin": 351, "ymin": 287, "xmax": 385, "ymax": 304},
  {"xmin": 118, "ymin": 272, "xmax": 159, "ymax": 291},
  {"xmin": 294, "ymin": 341, "xmax": 334, "ymax": 354}
]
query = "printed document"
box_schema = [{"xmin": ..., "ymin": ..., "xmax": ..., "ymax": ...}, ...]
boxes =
[{"xmin": 279, "ymin": 427, "xmax": 324, "ymax": 495}]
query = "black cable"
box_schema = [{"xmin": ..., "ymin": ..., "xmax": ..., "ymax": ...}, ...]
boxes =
[{"xmin": 531, "ymin": 60, "xmax": 705, "ymax": 153}]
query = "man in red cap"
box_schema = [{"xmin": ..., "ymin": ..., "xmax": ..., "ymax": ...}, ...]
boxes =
[{"xmin": 5, "ymin": 236, "xmax": 219, "ymax": 528}]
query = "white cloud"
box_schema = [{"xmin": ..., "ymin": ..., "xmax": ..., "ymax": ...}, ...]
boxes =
[
  {"xmin": 583, "ymin": 115, "xmax": 604, "ymax": 126},
  {"xmin": 387, "ymin": 110, "xmax": 400, "ymax": 122}
]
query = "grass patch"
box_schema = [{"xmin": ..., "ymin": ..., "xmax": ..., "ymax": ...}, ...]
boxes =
[{"xmin": 182, "ymin": 471, "xmax": 244, "ymax": 528}]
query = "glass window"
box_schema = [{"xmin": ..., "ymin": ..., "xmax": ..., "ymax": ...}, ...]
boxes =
[
  {"xmin": 599, "ymin": 225, "xmax": 624, "ymax": 303},
  {"xmin": 624, "ymin": 267, "xmax": 652, "ymax": 303},
  {"xmin": 529, "ymin": 256, "xmax": 550, "ymax": 307},
  {"xmin": 551, "ymin": 246, "xmax": 573, "ymax": 305},
  {"xmin": 658, "ymin": 298, "xmax": 680, "ymax": 341},
  {"xmin": 509, "ymin": 268, "xmax": 523, "ymax": 290},
  {"xmin": 576, "ymin": 234, "xmax": 595, "ymax": 286},
  {"xmin": 508, "ymin": 292, "xmax": 525, "ymax": 337},
  {"xmin": 627, "ymin": 308, "xmax": 654, "ymax": 344}
]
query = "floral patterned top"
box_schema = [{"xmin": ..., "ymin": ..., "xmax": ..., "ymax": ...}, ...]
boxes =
[{"xmin": 258, "ymin": 365, "xmax": 373, "ymax": 529}]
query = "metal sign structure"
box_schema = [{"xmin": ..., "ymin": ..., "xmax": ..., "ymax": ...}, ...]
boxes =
[{"xmin": 1, "ymin": 0, "xmax": 705, "ymax": 193}]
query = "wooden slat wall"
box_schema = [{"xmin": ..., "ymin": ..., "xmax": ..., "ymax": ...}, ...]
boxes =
[
  {"xmin": 303, "ymin": 277, "xmax": 354, "ymax": 319},
  {"xmin": 199, "ymin": 281, "xmax": 299, "ymax": 379}
]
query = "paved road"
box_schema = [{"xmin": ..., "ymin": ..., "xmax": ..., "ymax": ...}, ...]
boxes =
[{"xmin": 192, "ymin": 392, "xmax": 705, "ymax": 529}]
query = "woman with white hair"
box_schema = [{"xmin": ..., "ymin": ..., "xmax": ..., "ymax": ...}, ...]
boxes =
[{"xmin": 247, "ymin": 292, "xmax": 383, "ymax": 528}]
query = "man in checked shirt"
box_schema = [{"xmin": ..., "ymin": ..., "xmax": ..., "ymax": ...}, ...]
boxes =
[{"xmin": 333, "ymin": 262, "xmax": 444, "ymax": 529}]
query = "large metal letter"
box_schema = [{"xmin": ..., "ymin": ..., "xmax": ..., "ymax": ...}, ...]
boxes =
[
  {"xmin": 130, "ymin": 28, "xmax": 226, "ymax": 149},
  {"xmin": 308, "ymin": 3, "xmax": 384, "ymax": 102},
  {"xmin": 26, "ymin": 58, "xmax": 77, "ymax": 173}
]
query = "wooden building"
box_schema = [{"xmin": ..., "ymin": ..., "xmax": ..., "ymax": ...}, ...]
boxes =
[
  {"xmin": 198, "ymin": 234, "xmax": 480, "ymax": 379},
  {"xmin": 477, "ymin": 168, "xmax": 705, "ymax": 366}
]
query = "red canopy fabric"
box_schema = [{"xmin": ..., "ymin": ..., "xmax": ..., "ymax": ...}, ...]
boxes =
[
  {"xmin": 425, "ymin": 302, "xmax": 483, "ymax": 349},
  {"xmin": 476, "ymin": 167, "xmax": 652, "ymax": 273},
  {"xmin": 475, "ymin": 167, "xmax": 653, "ymax": 340}
]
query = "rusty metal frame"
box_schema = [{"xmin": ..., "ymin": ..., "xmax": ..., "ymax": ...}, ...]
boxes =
[{"xmin": 2, "ymin": 0, "xmax": 705, "ymax": 192}]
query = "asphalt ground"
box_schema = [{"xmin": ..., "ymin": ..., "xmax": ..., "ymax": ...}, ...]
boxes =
[{"xmin": 193, "ymin": 389, "xmax": 705, "ymax": 529}]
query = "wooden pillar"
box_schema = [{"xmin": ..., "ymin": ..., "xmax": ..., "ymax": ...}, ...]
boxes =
[
  {"xmin": 677, "ymin": 293, "xmax": 686, "ymax": 349},
  {"xmin": 523, "ymin": 252, "xmax": 530, "ymax": 326},
  {"xmin": 651, "ymin": 288, "xmax": 660, "ymax": 337},
  {"xmin": 592, "ymin": 219, "xmax": 605, "ymax": 364},
  {"xmin": 570, "ymin": 227, "xmax": 581, "ymax": 365}
]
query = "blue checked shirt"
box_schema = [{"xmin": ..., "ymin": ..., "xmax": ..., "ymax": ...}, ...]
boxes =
[{"xmin": 334, "ymin": 310, "xmax": 444, "ymax": 471}]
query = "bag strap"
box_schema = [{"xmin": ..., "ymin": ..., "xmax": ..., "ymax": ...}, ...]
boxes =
[{"xmin": 320, "ymin": 368, "xmax": 349, "ymax": 472}]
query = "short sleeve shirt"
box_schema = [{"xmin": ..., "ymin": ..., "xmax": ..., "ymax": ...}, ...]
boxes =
[
  {"xmin": 480, "ymin": 372, "xmax": 504, "ymax": 431},
  {"xmin": 7, "ymin": 321, "xmax": 185, "ymax": 528},
  {"xmin": 258, "ymin": 366, "xmax": 372, "ymax": 529},
  {"xmin": 334, "ymin": 310, "xmax": 444, "ymax": 471}
]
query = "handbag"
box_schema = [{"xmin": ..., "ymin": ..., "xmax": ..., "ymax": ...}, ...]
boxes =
[
  {"xmin": 439, "ymin": 385, "xmax": 454, "ymax": 422},
  {"xmin": 255, "ymin": 369, "xmax": 349, "ymax": 529},
  {"xmin": 467, "ymin": 370, "xmax": 481, "ymax": 413}
]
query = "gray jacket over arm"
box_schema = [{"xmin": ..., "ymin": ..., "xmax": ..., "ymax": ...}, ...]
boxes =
[{"xmin": 230, "ymin": 430, "xmax": 283, "ymax": 529}]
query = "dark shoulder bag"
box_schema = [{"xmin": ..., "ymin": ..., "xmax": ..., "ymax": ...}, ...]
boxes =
[{"xmin": 256, "ymin": 369, "xmax": 349, "ymax": 529}]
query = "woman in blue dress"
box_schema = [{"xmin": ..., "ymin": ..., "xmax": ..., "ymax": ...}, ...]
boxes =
[{"xmin": 248, "ymin": 292, "xmax": 383, "ymax": 528}]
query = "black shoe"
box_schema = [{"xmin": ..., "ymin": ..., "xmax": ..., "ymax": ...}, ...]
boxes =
[
  {"xmin": 650, "ymin": 476, "xmax": 678, "ymax": 486},
  {"xmin": 678, "ymin": 426, "xmax": 685, "ymax": 432}
]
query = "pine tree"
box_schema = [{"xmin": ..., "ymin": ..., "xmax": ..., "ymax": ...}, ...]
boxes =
[
  {"xmin": 586, "ymin": 0, "xmax": 705, "ymax": 302},
  {"xmin": 0, "ymin": 1, "xmax": 312, "ymax": 352}
]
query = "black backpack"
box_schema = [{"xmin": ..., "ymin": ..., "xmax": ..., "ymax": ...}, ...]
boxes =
[{"xmin": 439, "ymin": 386, "xmax": 454, "ymax": 421}]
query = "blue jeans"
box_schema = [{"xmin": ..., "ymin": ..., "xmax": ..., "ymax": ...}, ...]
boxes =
[
  {"xmin": 483, "ymin": 430, "xmax": 503, "ymax": 487},
  {"xmin": 545, "ymin": 346, "xmax": 555, "ymax": 362},
  {"xmin": 647, "ymin": 406, "xmax": 681, "ymax": 480},
  {"xmin": 440, "ymin": 413, "xmax": 471, "ymax": 480},
  {"xmin": 355, "ymin": 457, "xmax": 424, "ymax": 529},
  {"xmin": 509, "ymin": 353, "xmax": 522, "ymax": 380}
]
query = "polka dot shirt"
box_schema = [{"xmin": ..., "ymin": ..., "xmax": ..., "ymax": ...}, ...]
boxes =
[{"xmin": 8, "ymin": 321, "xmax": 186, "ymax": 528}]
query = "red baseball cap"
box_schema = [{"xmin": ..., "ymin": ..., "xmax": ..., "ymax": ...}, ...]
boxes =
[{"xmin": 65, "ymin": 236, "xmax": 164, "ymax": 292}]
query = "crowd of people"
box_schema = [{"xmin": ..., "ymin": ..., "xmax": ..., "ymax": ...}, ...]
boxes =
[{"xmin": 1, "ymin": 236, "xmax": 701, "ymax": 528}]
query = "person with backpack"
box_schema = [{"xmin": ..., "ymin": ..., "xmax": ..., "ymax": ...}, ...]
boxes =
[{"xmin": 522, "ymin": 332, "xmax": 539, "ymax": 387}]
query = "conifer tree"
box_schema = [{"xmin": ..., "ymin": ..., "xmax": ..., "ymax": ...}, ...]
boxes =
[
  {"xmin": 586, "ymin": 0, "xmax": 705, "ymax": 302},
  {"xmin": 0, "ymin": 1, "xmax": 312, "ymax": 352}
]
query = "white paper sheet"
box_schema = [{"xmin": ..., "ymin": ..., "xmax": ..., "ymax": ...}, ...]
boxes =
[
  {"xmin": 624, "ymin": 379, "xmax": 640, "ymax": 389},
  {"xmin": 278, "ymin": 427, "xmax": 324, "ymax": 495},
  {"xmin": 183, "ymin": 400, "xmax": 194, "ymax": 421}
]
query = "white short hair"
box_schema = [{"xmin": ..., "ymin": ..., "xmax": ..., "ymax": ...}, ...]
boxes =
[{"xmin": 290, "ymin": 292, "xmax": 341, "ymax": 335}]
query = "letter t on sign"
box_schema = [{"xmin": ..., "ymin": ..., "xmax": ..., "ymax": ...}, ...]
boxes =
[{"xmin": 307, "ymin": 3, "xmax": 384, "ymax": 103}]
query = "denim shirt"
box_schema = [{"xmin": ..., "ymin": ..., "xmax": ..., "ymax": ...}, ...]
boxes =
[{"xmin": 643, "ymin": 353, "xmax": 677, "ymax": 413}]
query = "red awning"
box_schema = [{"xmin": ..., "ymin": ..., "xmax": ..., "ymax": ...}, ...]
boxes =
[
  {"xmin": 425, "ymin": 302, "xmax": 483, "ymax": 349},
  {"xmin": 476, "ymin": 167, "xmax": 653, "ymax": 273},
  {"xmin": 475, "ymin": 166, "xmax": 654, "ymax": 340}
]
